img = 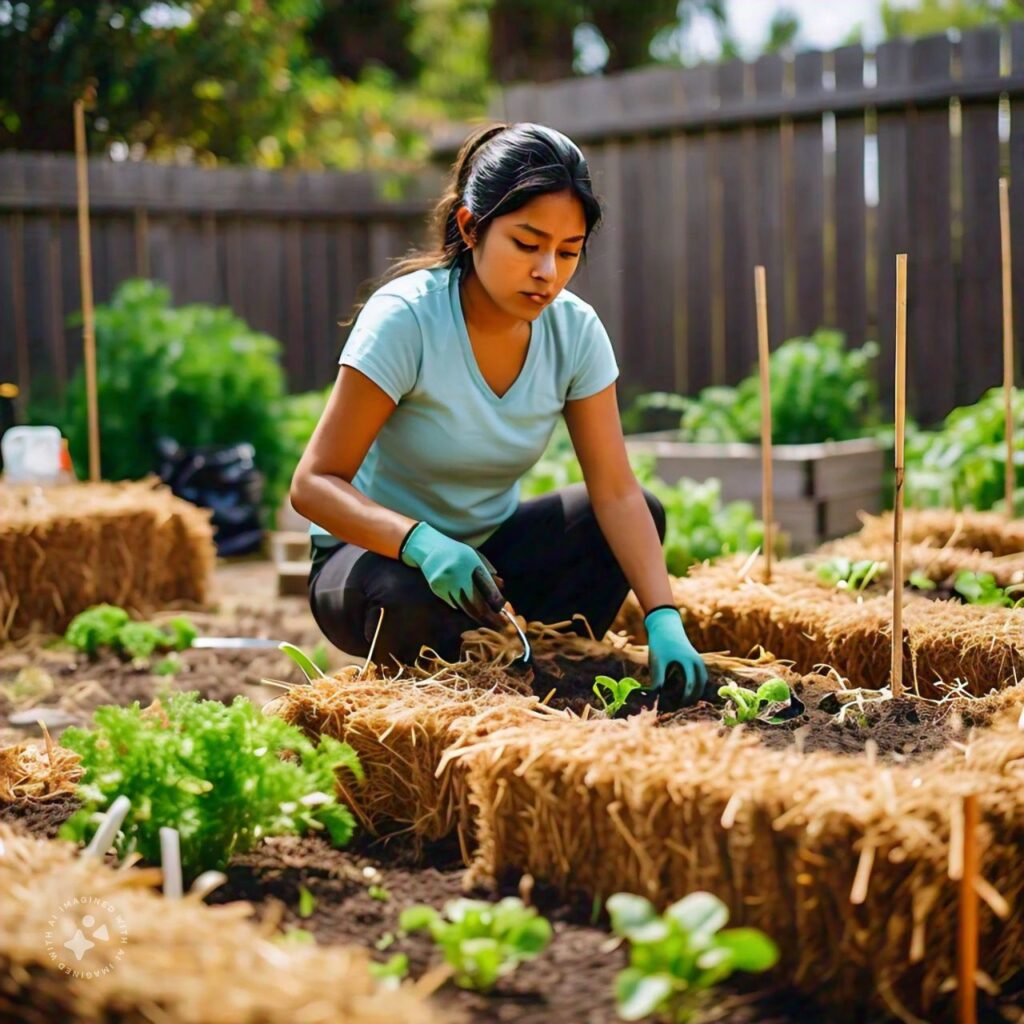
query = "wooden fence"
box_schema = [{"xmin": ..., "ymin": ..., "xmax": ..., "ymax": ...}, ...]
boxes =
[
  {"xmin": 4, "ymin": 24, "xmax": 1024, "ymax": 423},
  {"xmin": 479, "ymin": 23, "xmax": 1024, "ymax": 422},
  {"xmin": 0, "ymin": 154, "xmax": 438, "ymax": 401}
]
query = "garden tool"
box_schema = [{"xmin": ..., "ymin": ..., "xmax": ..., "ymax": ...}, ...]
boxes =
[{"xmin": 191, "ymin": 636, "xmax": 284, "ymax": 650}]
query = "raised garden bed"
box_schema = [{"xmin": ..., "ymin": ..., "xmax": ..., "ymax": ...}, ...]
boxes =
[{"xmin": 623, "ymin": 434, "xmax": 884, "ymax": 552}]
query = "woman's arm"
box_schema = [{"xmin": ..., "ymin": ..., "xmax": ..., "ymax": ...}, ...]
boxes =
[
  {"xmin": 563, "ymin": 383, "xmax": 674, "ymax": 613},
  {"xmin": 290, "ymin": 365, "xmax": 417, "ymax": 559}
]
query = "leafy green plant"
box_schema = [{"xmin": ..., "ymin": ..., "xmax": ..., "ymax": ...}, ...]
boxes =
[
  {"xmin": 65, "ymin": 605, "xmax": 197, "ymax": 661},
  {"xmin": 816, "ymin": 557, "xmax": 885, "ymax": 592},
  {"xmin": 593, "ymin": 675, "xmax": 643, "ymax": 716},
  {"xmin": 398, "ymin": 897, "xmax": 552, "ymax": 992},
  {"xmin": 33, "ymin": 280, "xmax": 291, "ymax": 515},
  {"xmin": 607, "ymin": 891, "xmax": 778, "ymax": 1022},
  {"xmin": 905, "ymin": 386, "xmax": 1024, "ymax": 514},
  {"xmin": 370, "ymin": 953, "xmax": 410, "ymax": 989},
  {"xmin": 953, "ymin": 571, "xmax": 1023, "ymax": 608},
  {"xmin": 908, "ymin": 570, "xmax": 937, "ymax": 591},
  {"xmin": 717, "ymin": 679, "xmax": 793, "ymax": 727},
  {"xmin": 298, "ymin": 885, "xmax": 316, "ymax": 919},
  {"xmin": 59, "ymin": 692, "xmax": 363, "ymax": 882},
  {"xmin": 669, "ymin": 331, "xmax": 880, "ymax": 445}
]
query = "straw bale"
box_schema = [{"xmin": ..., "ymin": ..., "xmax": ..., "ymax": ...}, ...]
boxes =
[
  {"xmin": 0, "ymin": 824, "xmax": 442, "ymax": 1023},
  {"xmin": 265, "ymin": 662, "xmax": 543, "ymax": 842},
  {"xmin": 854, "ymin": 507, "xmax": 1024, "ymax": 557},
  {"xmin": 454, "ymin": 695, "xmax": 1024, "ymax": 1020},
  {"xmin": 0, "ymin": 740, "xmax": 81, "ymax": 802},
  {"xmin": 0, "ymin": 478, "xmax": 215, "ymax": 641},
  {"xmin": 666, "ymin": 558, "xmax": 1024, "ymax": 698}
]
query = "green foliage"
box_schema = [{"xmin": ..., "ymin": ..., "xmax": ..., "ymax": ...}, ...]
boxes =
[
  {"xmin": 298, "ymin": 884, "xmax": 316, "ymax": 919},
  {"xmin": 399, "ymin": 897, "xmax": 552, "ymax": 992},
  {"xmin": 369, "ymin": 952, "xmax": 410, "ymax": 989},
  {"xmin": 909, "ymin": 570, "xmax": 937, "ymax": 591},
  {"xmin": 153, "ymin": 655, "xmax": 183, "ymax": 677},
  {"xmin": 816, "ymin": 557, "xmax": 885, "ymax": 592},
  {"xmin": 65, "ymin": 605, "xmax": 197, "ymax": 661},
  {"xmin": 905, "ymin": 387, "xmax": 1024, "ymax": 515},
  {"xmin": 954, "ymin": 571, "xmax": 1024, "ymax": 608},
  {"xmin": 58, "ymin": 692, "xmax": 363, "ymax": 881},
  {"xmin": 717, "ymin": 678, "xmax": 793, "ymax": 727},
  {"xmin": 607, "ymin": 891, "xmax": 778, "ymax": 1022},
  {"xmin": 593, "ymin": 675, "xmax": 643, "ymax": 716},
  {"xmin": 881, "ymin": 0, "xmax": 1022, "ymax": 40},
  {"xmin": 33, "ymin": 280, "xmax": 290, "ymax": 514},
  {"xmin": 671, "ymin": 332, "xmax": 880, "ymax": 445}
]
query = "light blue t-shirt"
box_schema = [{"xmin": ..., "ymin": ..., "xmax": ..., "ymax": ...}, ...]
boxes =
[{"xmin": 309, "ymin": 264, "xmax": 619, "ymax": 549}]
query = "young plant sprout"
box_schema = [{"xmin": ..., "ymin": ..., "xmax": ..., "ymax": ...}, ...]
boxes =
[
  {"xmin": 908, "ymin": 570, "xmax": 936, "ymax": 591},
  {"xmin": 398, "ymin": 897, "xmax": 552, "ymax": 992},
  {"xmin": 954, "ymin": 570, "xmax": 1024, "ymax": 608},
  {"xmin": 816, "ymin": 557, "xmax": 884, "ymax": 592},
  {"xmin": 593, "ymin": 675, "xmax": 643, "ymax": 716},
  {"xmin": 607, "ymin": 891, "xmax": 778, "ymax": 1023},
  {"xmin": 717, "ymin": 678, "xmax": 794, "ymax": 727}
]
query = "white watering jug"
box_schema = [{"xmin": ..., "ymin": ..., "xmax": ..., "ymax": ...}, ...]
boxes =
[{"xmin": 1, "ymin": 425, "xmax": 63, "ymax": 484}]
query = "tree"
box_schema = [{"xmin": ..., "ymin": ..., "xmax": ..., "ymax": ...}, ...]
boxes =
[{"xmin": 882, "ymin": 0, "xmax": 1024, "ymax": 38}]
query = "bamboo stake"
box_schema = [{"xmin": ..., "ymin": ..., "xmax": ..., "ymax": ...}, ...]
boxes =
[
  {"xmin": 958, "ymin": 793, "xmax": 979, "ymax": 1024},
  {"xmin": 999, "ymin": 178, "xmax": 1015, "ymax": 519},
  {"xmin": 892, "ymin": 254, "xmax": 907, "ymax": 700},
  {"xmin": 754, "ymin": 266, "xmax": 773, "ymax": 583},
  {"xmin": 74, "ymin": 98, "xmax": 100, "ymax": 482}
]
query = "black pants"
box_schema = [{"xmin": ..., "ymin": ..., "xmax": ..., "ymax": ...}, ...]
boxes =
[{"xmin": 308, "ymin": 483, "xmax": 667, "ymax": 667}]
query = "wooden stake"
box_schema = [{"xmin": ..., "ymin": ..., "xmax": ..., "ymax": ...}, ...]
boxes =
[
  {"xmin": 892, "ymin": 253, "xmax": 908, "ymax": 700},
  {"xmin": 999, "ymin": 178, "xmax": 1015, "ymax": 520},
  {"xmin": 74, "ymin": 98, "xmax": 100, "ymax": 482},
  {"xmin": 958, "ymin": 793, "xmax": 979, "ymax": 1024},
  {"xmin": 754, "ymin": 265, "xmax": 773, "ymax": 583}
]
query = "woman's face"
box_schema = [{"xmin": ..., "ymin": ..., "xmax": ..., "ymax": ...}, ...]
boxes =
[{"xmin": 461, "ymin": 190, "xmax": 588, "ymax": 321}]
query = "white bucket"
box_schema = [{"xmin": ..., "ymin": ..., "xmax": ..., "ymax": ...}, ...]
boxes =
[{"xmin": 1, "ymin": 425, "xmax": 63, "ymax": 484}]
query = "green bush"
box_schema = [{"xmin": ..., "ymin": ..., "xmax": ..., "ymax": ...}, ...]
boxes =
[
  {"xmin": 59, "ymin": 692, "xmax": 363, "ymax": 881},
  {"xmin": 905, "ymin": 387, "xmax": 1024, "ymax": 514},
  {"xmin": 623, "ymin": 330, "xmax": 880, "ymax": 445},
  {"xmin": 33, "ymin": 279, "xmax": 290, "ymax": 515}
]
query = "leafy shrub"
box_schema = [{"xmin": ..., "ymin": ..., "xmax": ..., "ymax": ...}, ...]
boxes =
[
  {"xmin": 399, "ymin": 897, "xmax": 552, "ymax": 991},
  {"xmin": 905, "ymin": 387, "xmax": 1024, "ymax": 514},
  {"xmin": 34, "ymin": 279, "xmax": 290, "ymax": 514},
  {"xmin": 59, "ymin": 692, "xmax": 363, "ymax": 881},
  {"xmin": 624, "ymin": 331, "xmax": 880, "ymax": 445},
  {"xmin": 65, "ymin": 604, "xmax": 197, "ymax": 660},
  {"xmin": 607, "ymin": 891, "xmax": 778, "ymax": 1022}
]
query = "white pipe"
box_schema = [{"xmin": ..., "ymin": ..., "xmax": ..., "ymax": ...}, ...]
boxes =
[{"xmin": 82, "ymin": 795, "xmax": 131, "ymax": 859}]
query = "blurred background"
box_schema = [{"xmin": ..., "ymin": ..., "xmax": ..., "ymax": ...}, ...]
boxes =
[{"xmin": 3, "ymin": 0, "xmax": 1023, "ymax": 551}]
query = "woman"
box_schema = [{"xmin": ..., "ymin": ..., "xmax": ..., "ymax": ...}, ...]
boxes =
[{"xmin": 290, "ymin": 122, "xmax": 708, "ymax": 705}]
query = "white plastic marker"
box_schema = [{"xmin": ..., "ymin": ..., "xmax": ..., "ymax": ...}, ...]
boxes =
[
  {"xmin": 160, "ymin": 826, "xmax": 183, "ymax": 900},
  {"xmin": 190, "ymin": 870, "xmax": 228, "ymax": 901},
  {"xmin": 82, "ymin": 795, "xmax": 131, "ymax": 859}
]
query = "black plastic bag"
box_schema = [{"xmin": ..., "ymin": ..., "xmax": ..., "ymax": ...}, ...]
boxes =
[{"xmin": 155, "ymin": 437, "xmax": 265, "ymax": 556}]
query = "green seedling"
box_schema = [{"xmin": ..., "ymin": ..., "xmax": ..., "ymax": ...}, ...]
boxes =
[
  {"xmin": 593, "ymin": 675, "xmax": 643, "ymax": 716},
  {"xmin": 368, "ymin": 884, "xmax": 391, "ymax": 902},
  {"xmin": 59, "ymin": 692, "xmax": 363, "ymax": 881},
  {"xmin": 153, "ymin": 654, "xmax": 183, "ymax": 677},
  {"xmin": 275, "ymin": 927, "xmax": 315, "ymax": 946},
  {"xmin": 370, "ymin": 953, "xmax": 409, "ymax": 989},
  {"xmin": 298, "ymin": 885, "xmax": 316, "ymax": 919},
  {"xmin": 908, "ymin": 570, "xmax": 937, "ymax": 591},
  {"xmin": 375, "ymin": 931, "xmax": 396, "ymax": 951},
  {"xmin": 607, "ymin": 891, "xmax": 778, "ymax": 1023},
  {"xmin": 954, "ymin": 570, "xmax": 1023, "ymax": 608},
  {"xmin": 816, "ymin": 557, "xmax": 884, "ymax": 592},
  {"xmin": 717, "ymin": 678, "xmax": 793, "ymax": 727},
  {"xmin": 279, "ymin": 641, "xmax": 328, "ymax": 682},
  {"xmin": 311, "ymin": 642, "xmax": 330, "ymax": 675},
  {"xmin": 399, "ymin": 897, "xmax": 552, "ymax": 992},
  {"xmin": 65, "ymin": 605, "xmax": 198, "ymax": 660}
]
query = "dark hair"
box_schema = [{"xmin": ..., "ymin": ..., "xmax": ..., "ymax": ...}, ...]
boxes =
[{"xmin": 341, "ymin": 122, "xmax": 602, "ymax": 325}]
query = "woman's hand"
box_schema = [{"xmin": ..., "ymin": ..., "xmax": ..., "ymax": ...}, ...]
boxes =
[
  {"xmin": 401, "ymin": 522, "xmax": 506, "ymax": 627},
  {"xmin": 644, "ymin": 606, "xmax": 709, "ymax": 706}
]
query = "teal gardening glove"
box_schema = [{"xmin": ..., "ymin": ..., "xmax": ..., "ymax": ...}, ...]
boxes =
[
  {"xmin": 644, "ymin": 605, "xmax": 709, "ymax": 708},
  {"xmin": 400, "ymin": 521, "xmax": 505, "ymax": 627}
]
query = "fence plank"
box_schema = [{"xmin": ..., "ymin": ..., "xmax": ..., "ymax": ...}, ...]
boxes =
[
  {"xmin": 792, "ymin": 51, "xmax": 826, "ymax": 338},
  {"xmin": 875, "ymin": 39, "xmax": 913, "ymax": 411},
  {"xmin": 959, "ymin": 27, "xmax": 1004, "ymax": 405},
  {"xmin": 833, "ymin": 44, "xmax": 868, "ymax": 348},
  {"xmin": 753, "ymin": 54, "xmax": 787, "ymax": 354},
  {"xmin": 908, "ymin": 33, "xmax": 956, "ymax": 424}
]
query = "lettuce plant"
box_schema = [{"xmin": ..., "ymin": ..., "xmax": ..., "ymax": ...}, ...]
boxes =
[
  {"xmin": 65, "ymin": 604, "xmax": 197, "ymax": 660},
  {"xmin": 954, "ymin": 570, "xmax": 1024, "ymax": 608},
  {"xmin": 59, "ymin": 692, "xmax": 363, "ymax": 881},
  {"xmin": 717, "ymin": 679, "xmax": 793, "ymax": 727},
  {"xmin": 593, "ymin": 675, "xmax": 643, "ymax": 716},
  {"xmin": 399, "ymin": 897, "xmax": 551, "ymax": 992},
  {"xmin": 607, "ymin": 892, "xmax": 778, "ymax": 1022}
]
